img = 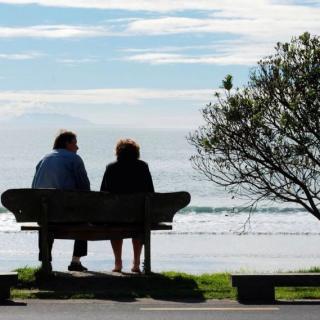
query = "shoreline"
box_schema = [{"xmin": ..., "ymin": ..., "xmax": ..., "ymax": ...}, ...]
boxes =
[{"xmin": 1, "ymin": 232, "xmax": 320, "ymax": 274}]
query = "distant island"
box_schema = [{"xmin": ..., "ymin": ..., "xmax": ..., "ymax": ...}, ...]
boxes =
[{"xmin": 0, "ymin": 113, "xmax": 94, "ymax": 127}]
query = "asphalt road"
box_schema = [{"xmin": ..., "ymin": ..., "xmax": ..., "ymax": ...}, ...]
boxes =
[{"xmin": 1, "ymin": 299, "xmax": 320, "ymax": 320}]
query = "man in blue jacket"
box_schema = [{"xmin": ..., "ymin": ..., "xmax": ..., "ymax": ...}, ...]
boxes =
[{"xmin": 32, "ymin": 130, "xmax": 90, "ymax": 271}]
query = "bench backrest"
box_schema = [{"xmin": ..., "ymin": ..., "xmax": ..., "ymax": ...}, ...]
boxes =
[{"xmin": 1, "ymin": 189, "xmax": 190, "ymax": 224}]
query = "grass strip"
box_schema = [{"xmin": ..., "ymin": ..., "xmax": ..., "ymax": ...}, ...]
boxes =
[{"xmin": 11, "ymin": 266, "xmax": 320, "ymax": 300}]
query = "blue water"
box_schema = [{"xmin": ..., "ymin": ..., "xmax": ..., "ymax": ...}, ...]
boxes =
[{"xmin": 0, "ymin": 127, "xmax": 319, "ymax": 234}]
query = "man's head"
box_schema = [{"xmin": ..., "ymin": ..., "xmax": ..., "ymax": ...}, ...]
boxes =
[
  {"xmin": 53, "ymin": 130, "xmax": 78, "ymax": 153},
  {"xmin": 115, "ymin": 138, "xmax": 140, "ymax": 161}
]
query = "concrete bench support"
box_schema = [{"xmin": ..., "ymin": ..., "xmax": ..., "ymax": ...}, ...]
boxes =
[
  {"xmin": 0, "ymin": 272, "xmax": 18, "ymax": 300},
  {"xmin": 232, "ymin": 273, "xmax": 320, "ymax": 302},
  {"xmin": 236, "ymin": 284, "xmax": 275, "ymax": 302}
]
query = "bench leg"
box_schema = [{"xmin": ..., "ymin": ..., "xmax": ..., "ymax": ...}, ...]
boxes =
[
  {"xmin": 0, "ymin": 287, "xmax": 10, "ymax": 300},
  {"xmin": 39, "ymin": 230, "xmax": 52, "ymax": 276},
  {"xmin": 237, "ymin": 285, "xmax": 275, "ymax": 302},
  {"xmin": 144, "ymin": 230, "xmax": 151, "ymax": 274},
  {"xmin": 39, "ymin": 198, "xmax": 52, "ymax": 276},
  {"xmin": 143, "ymin": 195, "xmax": 151, "ymax": 274}
]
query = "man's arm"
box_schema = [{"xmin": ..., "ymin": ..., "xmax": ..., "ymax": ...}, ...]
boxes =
[
  {"xmin": 31, "ymin": 161, "xmax": 41, "ymax": 188},
  {"xmin": 73, "ymin": 156, "xmax": 90, "ymax": 191}
]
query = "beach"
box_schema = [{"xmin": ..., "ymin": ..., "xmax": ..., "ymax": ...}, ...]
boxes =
[
  {"xmin": 1, "ymin": 127, "xmax": 320, "ymax": 274},
  {"xmin": 1, "ymin": 232, "xmax": 320, "ymax": 274}
]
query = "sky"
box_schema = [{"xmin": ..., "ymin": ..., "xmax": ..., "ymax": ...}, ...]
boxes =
[{"xmin": 0, "ymin": 0, "xmax": 319, "ymax": 128}]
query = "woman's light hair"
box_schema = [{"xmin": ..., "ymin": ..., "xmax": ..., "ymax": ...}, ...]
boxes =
[{"xmin": 116, "ymin": 138, "xmax": 140, "ymax": 160}]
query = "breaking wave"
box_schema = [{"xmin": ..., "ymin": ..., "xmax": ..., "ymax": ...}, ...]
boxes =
[{"xmin": 180, "ymin": 205, "xmax": 306, "ymax": 215}]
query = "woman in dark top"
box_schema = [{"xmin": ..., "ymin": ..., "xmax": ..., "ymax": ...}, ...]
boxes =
[{"xmin": 100, "ymin": 138, "xmax": 154, "ymax": 273}]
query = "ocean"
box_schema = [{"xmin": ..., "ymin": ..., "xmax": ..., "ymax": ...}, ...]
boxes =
[{"xmin": 0, "ymin": 127, "xmax": 319, "ymax": 273}]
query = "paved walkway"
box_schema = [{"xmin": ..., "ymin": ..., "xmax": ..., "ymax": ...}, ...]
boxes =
[{"xmin": 1, "ymin": 299, "xmax": 320, "ymax": 320}]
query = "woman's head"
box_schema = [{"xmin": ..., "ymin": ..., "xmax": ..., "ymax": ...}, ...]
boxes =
[{"xmin": 116, "ymin": 138, "xmax": 140, "ymax": 161}]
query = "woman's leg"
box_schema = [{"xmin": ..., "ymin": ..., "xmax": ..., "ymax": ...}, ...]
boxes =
[
  {"xmin": 111, "ymin": 239, "xmax": 123, "ymax": 272},
  {"xmin": 132, "ymin": 238, "xmax": 143, "ymax": 272}
]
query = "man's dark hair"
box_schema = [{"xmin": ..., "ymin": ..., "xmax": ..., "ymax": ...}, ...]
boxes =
[{"xmin": 53, "ymin": 130, "xmax": 77, "ymax": 149}]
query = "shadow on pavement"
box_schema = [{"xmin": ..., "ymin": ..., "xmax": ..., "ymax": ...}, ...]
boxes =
[
  {"xmin": 16, "ymin": 271, "xmax": 206, "ymax": 302},
  {"xmin": 0, "ymin": 299, "xmax": 27, "ymax": 306}
]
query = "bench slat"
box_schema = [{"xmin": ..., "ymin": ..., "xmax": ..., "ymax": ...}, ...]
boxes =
[
  {"xmin": 21, "ymin": 223, "xmax": 172, "ymax": 232},
  {"xmin": 21, "ymin": 223, "xmax": 172, "ymax": 240},
  {"xmin": 232, "ymin": 273, "xmax": 320, "ymax": 287},
  {"xmin": 2, "ymin": 189, "xmax": 190, "ymax": 224}
]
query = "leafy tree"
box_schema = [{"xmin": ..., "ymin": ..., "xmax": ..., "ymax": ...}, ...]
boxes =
[{"xmin": 188, "ymin": 33, "xmax": 320, "ymax": 220}]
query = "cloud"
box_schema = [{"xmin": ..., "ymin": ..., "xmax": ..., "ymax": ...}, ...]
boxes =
[
  {"xmin": 0, "ymin": 0, "xmax": 272, "ymax": 12},
  {"xmin": 119, "ymin": 1, "xmax": 320, "ymax": 65},
  {"xmin": 0, "ymin": 2, "xmax": 318, "ymax": 42},
  {"xmin": 0, "ymin": 0, "xmax": 318, "ymax": 14},
  {"xmin": 0, "ymin": 88, "xmax": 217, "ymax": 123},
  {"xmin": 0, "ymin": 52, "xmax": 43, "ymax": 60},
  {"xmin": 124, "ymin": 53, "xmax": 254, "ymax": 65},
  {"xmin": 122, "ymin": 40, "xmax": 274, "ymax": 65},
  {"xmin": 123, "ymin": 39, "xmax": 276, "ymax": 65},
  {"xmin": 0, "ymin": 88, "xmax": 214, "ymax": 107},
  {"xmin": 0, "ymin": 1, "xmax": 318, "ymax": 66},
  {"xmin": 126, "ymin": 14, "xmax": 320, "ymax": 40},
  {"xmin": 0, "ymin": 101, "xmax": 50, "ymax": 118},
  {"xmin": 57, "ymin": 58, "xmax": 98, "ymax": 65},
  {"xmin": 0, "ymin": 25, "xmax": 110, "ymax": 38},
  {"xmin": 121, "ymin": 45, "xmax": 224, "ymax": 53}
]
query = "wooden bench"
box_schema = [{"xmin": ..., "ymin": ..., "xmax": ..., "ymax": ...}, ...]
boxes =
[
  {"xmin": 232, "ymin": 273, "xmax": 320, "ymax": 302},
  {"xmin": 1, "ymin": 188, "xmax": 190, "ymax": 275},
  {"xmin": 0, "ymin": 272, "xmax": 18, "ymax": 300}
]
